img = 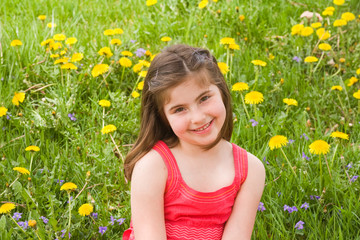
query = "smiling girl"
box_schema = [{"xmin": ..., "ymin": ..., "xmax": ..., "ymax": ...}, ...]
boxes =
[{"xmin": 123, "ymin": 44, "xmax": 265, "ymax": 240}]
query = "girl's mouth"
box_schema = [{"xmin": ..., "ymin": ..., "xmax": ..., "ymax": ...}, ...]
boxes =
[{"xmin": 193, "ymin": 120, "xmax": 213, "ymax": 132}]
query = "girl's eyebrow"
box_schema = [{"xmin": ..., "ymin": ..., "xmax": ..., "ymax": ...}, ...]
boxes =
[{"xmin": 167, "ymin": 89, "xmax": 212, "ymax": 112}]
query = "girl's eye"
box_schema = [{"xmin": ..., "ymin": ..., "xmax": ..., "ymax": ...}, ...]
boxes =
[
  {"xmin": 200, "ymin": 95, "xmax": 210, "ymax": 102},
  {"xmin": 174, "ymin": 107, "xmax": 185, "ymax": 113}
]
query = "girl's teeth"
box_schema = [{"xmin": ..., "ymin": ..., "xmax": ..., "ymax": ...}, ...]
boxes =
[{"xmin": 195, "ymin": 121, "xmax": 210, "ymax": 131}]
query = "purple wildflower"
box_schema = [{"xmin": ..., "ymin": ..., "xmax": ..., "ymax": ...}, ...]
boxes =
[
  {"xmin": 257, "ymin": 202, "xmax": 266, "ymax": 212},
  {"xmin": 300, "ymin": 133, "xmax": 309, "ymax": 140},
  {"xmin": 61, "ymin": 229, "xmax": 71, "ymax": 238},
  {"xmin": 68, "ymin": 113, "xmax": 77, "ymax": 121},
  {"xmin": 99, "ymin": 226, "xmax": 107, "ymax": 235},
  {"xmin": 92, "ymin": 212, "xmax": 98, "ymax": 219},
  {"xmin": 109, "ymin": 216, "xmax": 116, "ymax": 225},
  {"xmin": 284, "ymin": 205, "xmax": 290, "ymax": 211},
  {"xmin": 2, "ymin": 127, "xmax": 5, "ymax": 131},
  {"xmin": 130, "ymin": 40, "xmax": 136, "ymax": 43},
  {"xmin": 302, "ymin": 152, "xmax": 310, "ymax": 160},
  {"xmin": 262, "ymin": 157, "xmax": 269, "ymax": 165},
  {"xmin": 6, "ymin": 112, "xmax": 12, "ymax": 120},
  {"xmin": 346, "ymin": 163, "xmax": 353, "ymax": 170},
  {"xmin": 292, "ymin": 56, "xmax": 301, "ymax": 63},
  {"xmin": 310, "ymin": 195, "xmax": 320, "ymax": 200},
  {"xmin": 57, "ymin": 179, "xmax": 64, "ymax": 186},
  {"xmin": 277, "ymin": 192, "xmax": 281, "ymax": 197},
  {"xmin": 300, "ymin": 202, "xmax": 309, "ymax": 210},
  {"xmin": 350, "ymin": 175, "xmax": 358, "ymax": 183},
  {"xmin": 67, "ymin": 196, "xmax": 73, "ymax": 204},
  {"xmin": 117, "ymin": 218, "xmax": 126, "ymax": 225},
  {"xmin": 13, "ymin": 212, "xmax": 22, "ymax": 221},
  {"xmin": 249, "ymin": 119, "xmax": 258, "ymax": 127},
  {"xmin": 284, "ymin": 205, "xmax": 297, "ymax": 213},
  {"xmin": 40, "ymin": 216, "xmax": 49, "ymax": 224},
  {"xmin": 294, "ymin": 220, "xmax": 304, "ymax": 230},
  {"xmin": 289, "ymin": 139, "xmax": 295, "ymax": 144},
  {"xmin": 135, "ymin": 48, "xmax": 147, "ymax": 57},
  {"xmin": 18, "ymin": 221, "xmax": 28, "ymax": 230}
]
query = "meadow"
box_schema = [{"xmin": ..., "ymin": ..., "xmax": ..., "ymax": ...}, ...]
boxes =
[{"xmin": 1, "ymin": 0, "xmax": 360, "ymax": 239}]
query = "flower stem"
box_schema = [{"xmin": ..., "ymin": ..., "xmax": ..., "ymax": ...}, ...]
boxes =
[
  {"xmin": 34, "ymin": 229, "xmax": 42, "ymax": 240},
  {"xmin": 324, "ymin": 155, "xmax": 333, "ymax": 180},
  {"xmin": 9, "ymin": 214, "xmax": 30, "ymax": 237},
  {"xmin": 29, "ymin": 154, "xmax": 34, "ymax": 174},
  {"xmin": 319, "ymin": 155, "xmax": 323, "ymax": 188},
  {"xmin": 313, "ymin": 52, "xmax": 324, "ymax": 73},
  {"xmin": 120, "ymin": 66, "xmax": 125, "ymax": 85},
  {"xmin": 240, "ymin": 93, "xmax": 250, "ymax": 120},
  {"xmin": 67, "ymin": 192, "xmax": 72, "ymax": 237},
  {"xmin": 253, "ymin": 104, "xmax": 257, "ymax": 121},
  {"xmin": 330, "ymin": 143, "xmax": 338, "ymax": 168},
  {"xmin": 102, "ymin": 108, "xmax": 105, "ymax": 129},
  {"xmin": 110, "ymin": 133, "xmax": 124, "ymax": 162},
  {"xmin": 253, "ymin": 68, "xmax": 259, "ymax": 90},
  {"xmin": 280, "ymin": 148, "xmax": 297, "ymax": 177}
]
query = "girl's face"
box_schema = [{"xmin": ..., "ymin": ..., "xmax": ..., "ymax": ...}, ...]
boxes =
[{"xmin": 163, "ymin": 74, "xmax": 226, "ymax": 149}]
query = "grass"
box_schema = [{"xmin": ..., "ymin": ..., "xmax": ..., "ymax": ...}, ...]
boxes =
[{"xmin": 1, "ymin": 0, "xmax": 360, "ymax": 239}]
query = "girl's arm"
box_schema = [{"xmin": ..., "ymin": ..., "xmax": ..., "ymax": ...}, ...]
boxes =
[
  {"xmin": 222, "ymin": 152, "xmax": 266, "ymax": 240},
  {"xmin": 130, "ymin": 149, "xmax": 168, "ymax": 240}
]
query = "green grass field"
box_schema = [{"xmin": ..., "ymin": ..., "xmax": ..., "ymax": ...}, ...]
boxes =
[{"xmin": 1, "ymin": 0, "xmax": 360, "ymax": 239}]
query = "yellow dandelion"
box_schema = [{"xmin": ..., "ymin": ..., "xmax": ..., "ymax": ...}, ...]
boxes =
[
  {"xmin": 61, "ymin": 63, "xmax": 77, "ymax": 70},
  {"xmin": 239, "ymin": 15, "xmax": 245, "ymax": 21},
  {"xmin": 50, "ymin": 42, "xmax": 63, "ymax": 50},
  {"xmin": 283, "ymin": 98, "xmax": 298, "ymax": 106},
  {"xmin": 104, "ymin": 29, "xmax": 115, "ymax": 36},
  {"xmin": 304, "ymin": 56, "xmax": 318, "ymax": 63},
  {"xmin": 60, "ymin": 182, "xmax": 77, "ymax": 191},
  {"xmin": 101, "ymin": 124, "xmax": 117, "ymax": 134},
  {"xmin": 316, "ymin": 28, "xmax": 331, "ymax": 40},
  {"xmin": 12, "ymin": 92, "xmax": 25, "ymax": 106},
  {"xmin": 220, "ymin": 37, "xmax": 235, "ymax": 45},
  {"xmin": 25, "ymin": 145, "xmax": 40, "ymax": 152},
  {"xmin": 318, "ymin": 43, "xmax": 332, "ymax": 51},
  {"xmin": 37, "ymin": 15, "xmax": 46, "ymax": 20},
  {"xmin": 53, "ymin": 34, "xmax": 66, "ymax": 41},
  {"xmin": 333, "ymin": 0, "xmax": 344, "ymax": 6},
  {"xmin": 217, "ymin": 62, "xmax": 229, "ymax": 75},
  {"xmin": 269, "ymin": 135, "xmax": 288, "ymax": 150},
  {"xmin": 333, "ymin": 19, "xmax": 347, "ymax": 27},
  {"xmin": 119, "ymin": 57, "xmax": 132, "ymax": 67},
  {"xmin": 322, "ymin": 10, "xmax": 334, "ymax": 16},
  {"xmin": 146, "ymin": 0, "xmax": 157, "ymax": 6},
  {"xmin": 60, "ymin": 50, "xmax": 67, "ymax": 56},
  {"xmin": 340, "ymin": 58, "xmax": 345, "ymax": 63},
  {"xmin": 131, "ymin": 91, "xmax": 140, "ymax": 98},
  {"xmin": 347, "ymin": 77, "xmax": 358, "ymax": 86},
  {"xmin": 330, "ymin": 131, "xmax": 349, "ymax": 140},
  {"xmin": 13, "ymin": 167, "xmax": 30, "ymax": 175},
  {"xmin": 341, "ymin": 12, "xmax": 355, "ymax": 22},
  {"xmin": 353, "ymin": 90, "xmax": 360, "ymax": 99},
  {"xmin": 98, "ymin": 47, "xmax": 113, "ymax": 58},
  {"xmin": 331, "ymin": 85, "xmax": 343, "ymax": 91},
  {"xmin": 50, "ymin": 54, "xmax": 59, "ymax": 58},
  {"xmin": 54, "ymin": 57, "xmax": 69, "ymax": 65},
  {"xmin": 291, "ymin": 24, "xmax": 304, "ymax": 35},
  {"xmin": 137, "ymin": 81, "xmax": 144, "ymax": 90},
  {"xmin": 311, "ymin": 22, "xmax": 322, "ymax": 28},
  {"xmin": 71, "ymin": 53, "xmax": 83, "ymax": 62},
  {"xmin": 91, "ymin": 64, "xmax": 109, "ymax": 77},
  {"xmin": 232, "ymin": 82, "xmax": 249, "ymax": 92},
  {"xmin": 28, "ymin": 220, "xmax": 37, "ymax": 228},
  {"xmin": 325, "ymin": 7, "xmax": 335, "ymax": 12},
  {"xmin": 139, "ymin": 70, "xmax": 148, "ymax": 78},
  {"xmin": 229, "ymin": 44, "xmax": 240, "ymax": 50},
  {"xmin": 114, "ymin": 28, "xmax": 124, "ymax": 34},
  {"xmin": 41, "ymin": 39, "xmax": 54, "ymax": 46},
  {"xmin": 161, "ymin": 36, "xmax": 172, "ymax": 42},
  {"xmin": 268, "ymin": 53, "xmax": 275, "ymax": 60},
  {"xmin": 0, "ymin": 107, "xmax": 8, "ymax": 117},
  {"xmin": 245, "ymin": 91, "xmax": 264, "ymax": 104},
  {"xmin": 79, "ymin": 204, "xmax": 93, "ymax": 216},
  {"xmin": 65, "ymin": 37, "xmax": 77, "ymax": 45},
  {"xmin": 0, "ymin": 203, "xmax": 16, "ymax": 214},
  {"xmin": 139, "ymin": 60, "xmax": 150, "ymax": 67},
  {"xmin": 133, "ymin": 63, "xmax": 143, "ymax": 73},
  {"xmin": 356, "ymin": 68, "xmax": 360, "ymax": 75},
  {"xmin": 309, "ymin": 140, "xmax": 330, "ymax": 155},
  {"xmin": 300, "ymin": 27, "xmax": 314, "ymax": 37},
  {"xmin": 110, "ymin": 39, "xmax": 122, "ymax": 45},
  {"xmin": 10, "ymin": 40, "xmax": 22, "ymax": 47},
  {"xmin": 199, "ymin": 0, "xmax": 208, "ymax": 9},
  {"xmin": 145, "ymin": 50, "xmax": 152, "ymax": 56},
  {"xmin": 99, "ymin": 100, "xmax": 111, "ymax": 107},
  {"xmin": 121, "ymin": 51, "xmax": 133, "ymax": 57},
  {"xmin": 47, "ymin": 22, "xmax": 56, "ymax": 28},
  {"xmin": 251, "ymin": 60, "xmax": 267, "ymax": 67}
]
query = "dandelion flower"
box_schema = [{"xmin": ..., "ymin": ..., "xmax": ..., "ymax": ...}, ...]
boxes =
[
  {"xmin": 146, "ymin": 0, "xmax": 157, "ymax": 6},
  {"xmin": 50, "ymin": 54, "xmax": 59, "ymax": 58},
  {"xmin": 333, "ymin": 0, "xmax": 344, "ymax": 6},
  {"xmin": 13, "ymin": 167, "xmax": 30, "ymax": 175},
  {"xmin": 61, "ymin": 63, "xmax": 77, "ymax": 70},
  {"xmin": 318, "ymin": 43, "xmax": 331, "ymax": 51},
  {"xmin": 98, "ymin": 47, "xmax": 113, "ymax": 58},
  {"xmin": 217, "ymin": 62, "xmax": 229, "ymax": 75},
  {"xmin": 139, "ymin": 71, "xmax": 148, "ymax": 78},
  {"xmin": 54, "ymin": 58, "xmax": 69, "ymax": 65},
  {"xmin": 104, "ymin": 29, "xmax": 115, "ymax": 36},
  {"xmin": 121, "ymin": 51, "xmax": 133, "ymax": 57},
  {"xmin": 333, "ymin": 19, "xmax": 347, "ymax": 27},
  {"xmin": 245, "ymin": 91, "xmax": 264, "ymax": 104},
  {"xmin": 269, "ymin": 135, "xmax": 289, "ymax": 150},
  {"xmin": 113, "ymin": 28, "xmax": 124, "ymax": 34},
  {"xmin": 28, "ymin": 220, "xmax": 36, "ymax": 228},
  {"xmin": 347, "ymin": 77, "xmax": 358, "ymax": 86},
  {"xmin": 12, "ymin": 92, "xmax": 25, "ymax": 106},
  {"xmin": 220, "ymin": 37, "xmax": 235, "ymax": 45},
  {"xmin": 291, "ymin": 24, "xmax": 304, "ymax": 35},
  {"xmin": 53, "ymin": 34, "xmax": 66, "ymax": 41},
  {"xmin": 139, "ymin": 60, "xmax": 150, "ymax": 67},
  {"xmin": 50, "ymin": 42, "xmax": 62, "ymax": 50},
  {"xmin": 316, "ymin": 28, "xmax": 330, "ymax": 40},
  {"xmin": 232, "ymin": 82, "xmax": 249, "ymax": 92},
  {"xmin": 356, "ymin": 68, "xmax": 360, "ymax": 75},
  {"xmin": 161, "ymin": 36, "xmax": 172, "ymax": 42},
  {"xmin": 300, "ymin": 27, "xmax": 314, "ymax": 37},
  {"xmin": 119, "ymin": 57, "xmax": 132, "ymax": 67},
  {"xmin": 99, "ymin": 100, "xmax": 111, "ymax": 107},
  {"xmin": 330, "ymin": 131, "xmax": 349, "ymax": 140},
  {"xmin": 60, "ymin": 182, "xmax": 77, "ymax": 191},
  {"xmin": 239, "ymin": 15, "xmax": 245, "ymax": 21},
  {"xmin": 47, "ymin": 23, "xmax": 56, "ymax": 28},
  {"xmin": 341, "ymin": 12, "xmax": 355, "ymax": 22},
  {"xmin": 137, "ymin": 81, "xmax": 144, "ymax": 90},
  {"xmin": 25, "ymin": 145, "xmax": 40, "ymax": 152},
  {"xmin": 229, "ymin": 44, "xmax": 240, "ymax": 50},
  {"xmin": 251, "ymin": 60, "xmax": 267, "ymax": 67},
  {"xmin": 331, "ymin": 85, "xmax": 343, "ymax": 91},
  {"xmin": 71, "ymin": 53, "xmax": 83, "ymax": 62},
  {"xmin": 131, "ymin": 91, "xmax": 140, "ymax": 98},
  {"xmin": 283, "ymin": 98, "xmax": 298, "ymax": 106},
  {"xmin": 353, "ymin": 90, "xmax": 360, "ymax": 99},
  {"xmin": 199, "ymin": 0, "xmax": 208, "ymax": 9},
  {"xmin": 133, "ymin": 63, "xmax": 143, "ymax": 73},
  {"xmin": 322, "ymin": 10, "xmax": 334, "ymax": 16},
  {"xmin": 92, "ymin": 64, "xmax": 109, "ymax": 77},
  {"xmin": 0, "ymin": 203, "xmax": 16, "ymax": 214},
  {"xmin": 325, "ymin": 7, "xmax": 335, "ymax": 12},
  {"xmin": 101, "ymin": 124, "xmax": 117, "ymax": 134},
  {"xmin": 309, "ymin": 140, "xmax": 330, "ymax": 155},
  {"xmin": 38, "ymin": 15, "xmax": 46, "ymax": 20},
  {"xmin": 304, "ymin": 56, "xmax": 318, "ymax": 63},
  {"xmin": 311, "ymin": 22, "xmax": 322, "ymax": 28},
  {"xmin": 65, "ymin": 37, "xmax": 77, "ymax": 45},
  {"xmin": 110, "ymin": 39, "xmax": 122, "ymax": 45},
  {"xmin": 0, "ymin": 107, "xmax": 8, "ymax": 117},
  {"xmin": 41, "ymin": 39, "xmax": 54, "ymax": 46},
  {"xmin": 78, "ymin": 204, "xmax": 93, "ymax": 216},
  {"xmin": 10, "ymin": 40, "xmax": 22, "ymax": 47}
]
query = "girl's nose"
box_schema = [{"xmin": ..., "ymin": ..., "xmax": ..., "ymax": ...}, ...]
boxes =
[{"xmin": 190, "ymin": 108, "xmax": 206, "ymax": 124}]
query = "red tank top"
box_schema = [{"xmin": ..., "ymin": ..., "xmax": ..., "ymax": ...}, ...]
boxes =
[{"xmin": 123, "ymin": 141, "xmax": 248, "ymax": 240}]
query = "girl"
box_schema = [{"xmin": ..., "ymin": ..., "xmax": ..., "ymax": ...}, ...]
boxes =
[{"xmin": 123, "ymin": 44, "xmax": 265, "ymax": 240}]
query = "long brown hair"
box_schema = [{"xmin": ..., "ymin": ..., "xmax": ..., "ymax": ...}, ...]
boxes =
[{"xmin": 124, "ymin": 44, "xmax": 233, "ymax": 181}]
